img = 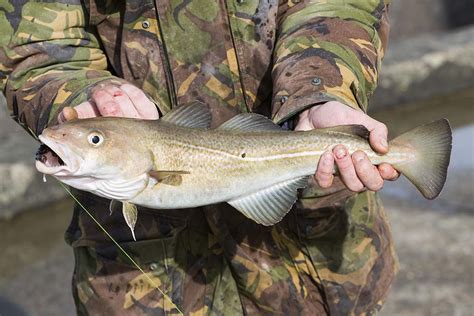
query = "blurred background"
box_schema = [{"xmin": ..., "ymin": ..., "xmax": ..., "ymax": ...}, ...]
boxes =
[{"xmin": 0, "ymin": 0, "xmax": 473, "ymax": 315}]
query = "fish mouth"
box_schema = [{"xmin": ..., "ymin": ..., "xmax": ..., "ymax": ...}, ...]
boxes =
[
  {"xmin": 35, "ymin": 135, "xmax": 78, "ymax": 175},
  {"xmin": 36, "ymin": 144, "xmax": 65, "ymax": 167}
]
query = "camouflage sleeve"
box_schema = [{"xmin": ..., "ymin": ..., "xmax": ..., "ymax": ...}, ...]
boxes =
[
  {"xmin": 0, "ymin": 1, "xmax": 125, "ymax": 135},
  {"xmin": 271, "ymin": 0, "xmax": 390, "ymax": 124}
]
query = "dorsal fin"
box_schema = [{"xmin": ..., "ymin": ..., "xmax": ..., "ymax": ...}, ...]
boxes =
[
  {"xmin": 218, "ymin": 113, "xmax": 283, "ymax": 132},
  {"xmin": 228, "ymin": 176, "xmax": 309, "ymax": 226},
  {"xmin": 161, "ymin": 101, "xmax": 212, "ymax": 129},
  {"xmin": 319, "ymin": 125, "xmax": 369, "ymax": 139}
]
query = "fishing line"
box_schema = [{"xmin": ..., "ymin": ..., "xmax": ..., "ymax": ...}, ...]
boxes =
[{"xmin": 58, "ymin": 181, "xmax": 183, "ymax": 315}]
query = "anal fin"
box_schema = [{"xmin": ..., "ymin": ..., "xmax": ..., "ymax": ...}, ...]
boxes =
[{"xmin": 228, "ymin": 176, "xmax": 309, "ymax": 226}]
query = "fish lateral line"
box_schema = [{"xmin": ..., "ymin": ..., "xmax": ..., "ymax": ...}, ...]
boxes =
[{"xmin": 164, "ymin": 139, "xmax": 327, "ymax": 161}]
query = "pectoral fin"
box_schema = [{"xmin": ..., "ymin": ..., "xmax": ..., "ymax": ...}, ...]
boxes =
[
  {"xmin": 122, "ymin": 202, "xmax": 138, "ymax": 241},
  {"xmin": 228, "ymin": 176, "xmax": 309, "ymax": 226},
  {"xmin": 149, "ymin": 170, "xmax": 190, "ymax": 186},
  {"xmin": 109, "ymin": 199, "xmax": 120, "ymax": 216}
]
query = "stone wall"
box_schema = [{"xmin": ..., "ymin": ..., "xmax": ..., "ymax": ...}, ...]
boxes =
[
  {"xmin": 0, "ymin": 95, "xmax": 65, "ymax": 218},
  {"xmin": 371, "ymin": 26, "xmax": 474, "ymax": 111},
  {"xmin": 388, "ymin": 0, "xmax": 449, "ymax": 43},
  {"xmin": 389, "ymin": 0, "xmax": 474, "ymax": 42}
]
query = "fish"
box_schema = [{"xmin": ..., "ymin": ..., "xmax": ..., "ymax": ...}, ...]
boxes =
[{"xmin": 35, "ymin": 102, "xmax": 452, "ymax": 239}]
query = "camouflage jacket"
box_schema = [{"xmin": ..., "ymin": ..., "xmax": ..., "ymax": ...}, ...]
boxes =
[{"xmin": 1, "ymin": 0, "xmax": 397, "ymax": 315}]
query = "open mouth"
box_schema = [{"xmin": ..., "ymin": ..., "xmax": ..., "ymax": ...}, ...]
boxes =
[
  {"xmin": 36, "ymin": 144, "xmax": 66, "ymax": 167},
  {"xmin": 35, "ymin": 135, "xmax": 76, "ymax": 175}
]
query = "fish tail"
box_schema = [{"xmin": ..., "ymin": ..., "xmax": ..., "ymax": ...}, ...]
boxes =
[{"xmin": 390, "ymin": 119, "xmax": 452, "ymax": 199}]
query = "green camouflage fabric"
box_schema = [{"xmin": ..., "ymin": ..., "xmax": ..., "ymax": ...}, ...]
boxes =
[{"xmin": 1, "ymin": 0, "xmax": 397, "ymax": 315}]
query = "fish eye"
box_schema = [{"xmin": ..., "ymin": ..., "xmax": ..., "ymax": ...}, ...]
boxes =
[{"xmin": 87, "ymin": 132, "xmax": 104, "ymax": 146}]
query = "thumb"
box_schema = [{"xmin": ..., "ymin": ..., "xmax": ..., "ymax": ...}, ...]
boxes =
[
  {"xmin": 58, "ymin": 106, "xmax": 78, "ymax": 123},
  {"xmin": 295, "ymin": 108, "xmax": 316, "ymax": 131},
  {"xmin": 368, "ymin": 122, "xmax": 389, "ymax": 154}
]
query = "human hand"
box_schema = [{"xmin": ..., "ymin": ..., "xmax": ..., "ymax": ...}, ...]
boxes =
[
  {"xmin": 58, "ymin": 83, "xmax": 159, "ymax": 123},
  {"xmin": 295, "ymin": 101, "xmax": 399, "ymax": 192}
]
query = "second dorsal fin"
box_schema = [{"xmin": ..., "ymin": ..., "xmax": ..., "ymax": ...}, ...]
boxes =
[
  {"xmin": 218, "ymin": 113, "xmax": 283, "ymax": 132},
  {"xmin": 161, "ymin": 101, "xmax": 212, "ymax": 129}
]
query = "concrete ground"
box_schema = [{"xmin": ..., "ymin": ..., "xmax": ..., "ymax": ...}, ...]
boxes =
[
  {"xmin": 382, "ymin": 194, "xmax": 473, "ymax": 316},
  {"xmin": 0, "ymin": 124, "xmax": 472, "ymax": 316},
  {"xmin": 380, "ymin": 124, "xmax": 474, "ymax": 316},
  {"xmin": 0, "ymin": 200, "xmax": 75, "ymax": 316}
]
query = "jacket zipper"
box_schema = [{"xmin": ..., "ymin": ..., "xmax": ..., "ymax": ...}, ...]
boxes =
[
  {"xmin": 222, "ymin": 0, "xmax": 250, "ymax": 113},
  {"xmin": 153, "ymin": 3, "xmax": 178, "ymax": 109}
]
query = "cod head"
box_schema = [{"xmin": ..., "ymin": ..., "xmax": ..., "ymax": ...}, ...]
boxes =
[{"xmin": 35, "ymin": 118, "xmax": 154, "ymax": 200}]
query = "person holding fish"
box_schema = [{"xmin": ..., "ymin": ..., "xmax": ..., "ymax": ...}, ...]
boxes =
[{"xmin": 1, "ymin": 0, "xmax": 451, "ymax": 315}]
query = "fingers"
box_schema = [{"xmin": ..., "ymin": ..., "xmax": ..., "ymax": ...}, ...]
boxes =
[
  {"xmin": 351, "ymin": 110, "xmax": 389, "ymax": 154},
  {"xmin": 352, "ymin": 151, "xmax": 384, "ymax": 191},
  {"xmin": 92, "ymin": 89, "xmax": 123, "ymax": 117},
  {"xmin": 316, "ymin": 148, "xmax": 392, "ymax": 192},
  {"xmin": 57, "ymin": 84, "xmax": 158, "ymax": 123},
  {"xmin": 58, "ymin": 106, "xmax": 78, "ymax": 124},
  {"xmin": 333, "ymin": 146, "xmax": 388, "ymax": 192},
  {"xmin": 315, "ymin": 151, "xmax": 335, "ymax": 188},
  {"xmin": 74, "ymin": 101, "xmax": 100, "ymax": 119},
  {"xmin": 369, "ymin": 122, "xmax": 389, "ymax": 154},
  {"xmin": 91, "ymin": 84, "xmax": 158, "ymax": 119},
  {"xmin": 378, "ymin": 163, "xmax": 400, "ymax": 181},
  {"xmin": 303, "ymin": 101, "xmax": 390, "ymax": 154},
  {"xmin": 102, "ymin": 85, "xmax": 141, "ymax": 118},
  {"xmin": 120, "ymin": 84, "xmax": 159, "ymax": 119},
  {"xmin": 333, "ymin": 145, "xmax": 365, "ymax": 192},
  {"xmin": 58, "ymin": 102, "xmax": 98, "ymax": 123},
  {"xmin": 295, "ymin": 108, "xmax": 317, "ymax": 131},
  {"xmin": 359, "ymin": 116, "xmax": 389, "ymax": 154}
]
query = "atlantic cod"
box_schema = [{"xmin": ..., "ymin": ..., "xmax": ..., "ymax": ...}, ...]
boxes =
[{"xmin": 35, "ymin": 102, "xmax": 452, "ymax": 239}]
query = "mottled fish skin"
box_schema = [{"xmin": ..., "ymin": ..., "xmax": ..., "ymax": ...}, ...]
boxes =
[
  {"xmin": 43, "ymin": 117, "xmax": 410, "ymax": 209},
  {"xmin": 131, "ymin": 121, "xmax": 412, "ymax": 209},
  {"xmin": 37, "ymin": 110, "xmax": 450, "ymax": 217}
]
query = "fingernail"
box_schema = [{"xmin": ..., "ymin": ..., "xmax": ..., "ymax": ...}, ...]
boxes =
[
  {"xmin": 380, "ymin": 138, "xmax": 388, "ymax": 149},
  {"xmin": 354, "ymin": 151, "xmax": 365, "ymax": 162},
  {"xmin": 323, "ymin": 152, "xmax": 332, "ymax": 163},
  {"xmin": 335, "ymin": 147, "xmax": 347, "ymax": 159},
  {"xmin": 63, "ymin": 107, "xmax": 78, "ymax": 121}
]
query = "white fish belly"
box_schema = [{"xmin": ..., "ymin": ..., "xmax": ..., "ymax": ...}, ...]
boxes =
[{"xmin": 131, "ymin": 153, "xmax": 319, "ymax": 209}]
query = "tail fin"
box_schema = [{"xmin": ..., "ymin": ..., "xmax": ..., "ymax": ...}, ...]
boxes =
[{"xmin": 390, "ymin": 119, "xmax": 452, "ymax": 199}]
